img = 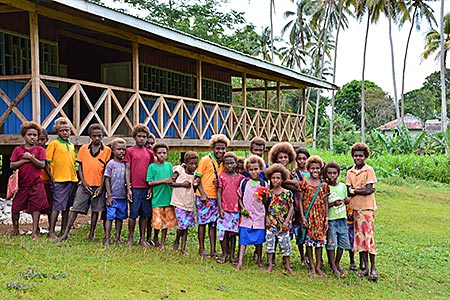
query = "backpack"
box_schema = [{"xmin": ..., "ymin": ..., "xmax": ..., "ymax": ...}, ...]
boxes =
[{"xmin": 240, "ymin": 177, "xmax": 266, "ymax": 197}]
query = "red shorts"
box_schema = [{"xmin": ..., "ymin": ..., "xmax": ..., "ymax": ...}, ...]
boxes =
[{"xmin": 12, "ymin": 182, "xmax": 49, "ymax": 214}]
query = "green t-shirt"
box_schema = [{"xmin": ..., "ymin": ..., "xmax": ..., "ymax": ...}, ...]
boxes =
[
  {"xmin": 328, "ymin": 182, "xmax": 347, "ymax": 220},
  {"xmin": 146, "ymin": 162, "xmax": 173, "ymax": 208}
]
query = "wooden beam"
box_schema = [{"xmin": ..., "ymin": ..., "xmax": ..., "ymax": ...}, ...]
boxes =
[
  {"xmin": 242, "ymin": 72, "xmax": 247, "ymax": 107},
  {"xmin": 196, "ymin": 60, "xmax": 202, "ymax": 100},
  {"xmin": 264, "ymin": 80, "xmax": 268, "ymax": 109},
  {"xmin": 59, "ymin": 30, "xmax": 131, "ymax": 54},
  {"xmin": 29, "ymin": 11, "xmax": 40, "ymax": 122},
  {"xmin": 0, "ymin": 0, "xmax": 35, "ymax": 11},
  {"xmin": 232, "ymin": 85, "xmax": 303, "ymax": 92},
  {"xmin": 132, "ymin": 41, "xmax": 139, "ymax": 124},
  {"xmin": 0, "ymin": 5, "xmax": 21, "ymax": 13}
]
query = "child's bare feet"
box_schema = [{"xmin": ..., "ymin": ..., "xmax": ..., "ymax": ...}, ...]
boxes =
[
  {"xmin": 32, "ymin": 234, "xmax": 39, "ymax": 240},
  {"xmin": 332, "ymin": 267, "xmax": 343, "ymax": 276},
  {"xmin": 316, "ymin": 268, "xmax": 327, "ymax": 277},
  {"xmin": 234, "ymin": 264, "xmax": 243, "ymax": 271},
  {"xmin": 181, "ymin": 250, "xmax": 189, "ymax": 256},
  {"xmin": 7, "ymin": 229, "xmax": 19, "ymax": 237},
  {"xmin": 126, "ymin": 239, "xmax": 133, "ymax": 247},
  {"xmin": 159, "ymin": 243, "xmax": 165, "ymax": 250},
  {"xmin": 104, "ymin": 240, "xmax": 110, "ymax": 248},
  {"xmin": 153, "ymin": 239, "xmax": 161, "ymax": 248},
  {"xmin": 48, "ymin": 233, "xmax": 58, "ymax": 241},
  {"xmin": 230, "ymin": 256, "xmax": 238, "ymax": 265},
  {"xmin": 286, "ymin": 267, "xmax": 296, "ymax": 275},
  {"xmin": 265, "ymin": 266, "xmax": 273, "ymax": 273},
  {"xmin": 257, "ymin": 262, "xmax": 264, "ymax": 269},
  {"xmin": 139, "ymin": 239, "xmax": 150, "ymax": 247},
  {"xmin": 199, "ymin": 251, "xmax": 209, "ymax": 258},
  {"xmin": 172, "ymin": 242, "xmax": 179, "ymax": 251},
  {"xmin": 114, "ymin": 239, "xmax": 124, "ymax": 245},
  {"xmin": 309, "ymin": 268, "xmax": 316, "ymax": 276}
]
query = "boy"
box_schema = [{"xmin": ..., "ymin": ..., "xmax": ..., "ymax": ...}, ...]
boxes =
[
  {"xmin": 147, "ymin": 142, "xmax": 176, "ymax": 249},
  {"xmin": 324, "ymin": 161, "xmax": 350, "ymax": 276},
  {"xmin": 37, "ymin": 129, "xmax": 54, "ymax": 227},
  {"xmin": 196, "ymin": 134, "xmax": 229, "ymax": 258},
  {"xmin": 9, "ymin": 122, "xmax": 48, "ymax": 239},
  {"xmin": 124, "ymin": 124, "xmax": 155, "ymax": 246},
  {"xmin": 346, "ymin": 142, "xmax": 378, "ymax": 282},
  {"xmin": 104, "ymin": 138, "xmax": 128, "ymax": 247},
  {"xmin": 46, "ymin": 117, "xmax": 78, "ymax": 240},
  {"xmin": 56, "ymin": 123, "xmax": 111, "ymax": 242}
]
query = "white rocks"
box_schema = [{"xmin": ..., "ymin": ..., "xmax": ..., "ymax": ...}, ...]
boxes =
[{"xmin": 0, "ymin": 197, "xmax": 34, "ymax": 225}]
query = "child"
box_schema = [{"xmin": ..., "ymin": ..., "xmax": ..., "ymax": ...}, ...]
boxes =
[
  {"xmin": 46, "ymin": 117, "xmax": 78, "ymax": 240},
  {"xmin": 264, "ymin": 164, "xmax": 295, "ymax": 275},
  {"xmin": 9, "ymin": 122, "xmax": 49, "ymax": 239},
  {"xmin": 236, "ymin": 156, "xmax": 245, "ymax": 175},
  {"xmin": 268, "ymin": 142, "xmax": 296, "ymax": 168},
  {"xmin": 324, "ymin": 161, "xmax": 350, "ymax": 276},
  {"xmin": 234, "ymin": 155, "xmax": 267, "ymax": 270},
  {"xmin": 37, "ymin": 129, "xmax": 53, "ymax": 227},
  {"xmin": 217, "ymin": 152, "xmax": 244, "ymax": 264},
  {"xmin": 171, "ymin": 151, "xmax": 199, "ymax": 255},
  {"xmin": 145, "ymin": 132, "xmax": 156, "ymax": 150},
  {"xmin": 243, "ymin": 137, "xmax": 268, "ymax": 181},
  {"xmin": 124, "ymin": 124, "xmax": 156, "ymax": 247},
  {"xmin": 57, "ymin": 123, "xmax": 111, "ymax": 242},
  {"xmin": 195, "ymin": 134, "xmax": 229, "ymax": 258},
  {"xmin": 293, "ymin": 147, "xmax": 311, "ymax": 265},
  {"xmin": 103, "ymin": 138, "xmax": 128, "ymax": 247},
  {"xmin": 147, "ymin": 142, "xmax": 176, "ymax": 250},
  {"xmin": 298, "ymin": 155, "xmax": 330, "ymax": 276},
  {"xmin": 346, "ymin": 142, "xmax": 378, "ymax": 281}
]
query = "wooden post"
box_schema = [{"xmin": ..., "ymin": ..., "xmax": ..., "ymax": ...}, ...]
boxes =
[
  {"xmin": 73, "ymin": 83, "xmax": 80, "ymax": 130},
  {"xmin": 302, "ymin": 88, "xmax": 306, "ymax": 139},
  {"xmin": 29, "ymin": 12, "xmax": 40, "ymax": 122},
  {"xmin": 276, "ymin": 82, "xmax": 281, "ymax": 111},
  {"xmin": 196, "ymin": 60, "xmax": 202, "ymax": 137},
  {"xmin": 242, "ymin": 72, "xmax": 247, "ymax": 107},
  {"xmin": 264, "ymin": 80, "xmax": 268, "ymax": 109},
  {"xmin": 132, "ymin": 42, "xmax": 139, "ymax": 124}
]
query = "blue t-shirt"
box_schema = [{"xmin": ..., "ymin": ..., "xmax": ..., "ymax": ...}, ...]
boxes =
[
  {"xmin": 104, "ymin": 160, "xmax": 126, "ymax": 199},
  {"xmin": 146, "ymin": 162, "xmax": 173, "ymax": 207}
]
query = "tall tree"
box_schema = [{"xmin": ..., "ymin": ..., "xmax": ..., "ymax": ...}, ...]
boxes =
[
  {"xmin": 421, "ymin": 13, "xmax": 450, "ymax": 64},
  {"xmin": 400, "ymin": 0, "xmax": 437, "ymax": 122},
  {"xmin": 439, "ymin": 0, "xmax": 447, "ymax": 135}
]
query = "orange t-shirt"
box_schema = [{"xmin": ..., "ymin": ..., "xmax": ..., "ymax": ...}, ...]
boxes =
[
  {"xmin": 346, "ymin": 164, "xmax": 377, "ymax": 210},
  {"xmin": 195, "ymin": 153, "xmax": 224, "ymax": 199},
  {"xmin": 77, "ymin": 143, "xmax": 112, "ymax": 186}
]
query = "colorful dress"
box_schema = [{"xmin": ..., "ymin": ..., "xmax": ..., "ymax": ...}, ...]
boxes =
[
  {"xmin": 299, "ymin": 180, "xmax": 330, "ymax": 247},
  {"xmin": 217, "ymin": 172, "xmax": 243, "ymax": 241}
]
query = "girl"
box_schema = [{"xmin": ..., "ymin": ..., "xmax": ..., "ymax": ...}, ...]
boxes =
[
  {"xmin": 346, "ymin": 142, "xmax": 378, "ymax": 282},
  {"xmin": 234, "ymin": 155, "xmax": 267, "ymax": 270},
  {"xmin": 9, "ymin": 122, "xmax": 49, "ymax": 239},
  {"xmin": 171, "ymin": 151, "xmax": 199, "ymax": 256},
  {"xmin": 217, "ymin": 152, "xmax": 244, "ymax": 263},
  {"xmin": 298, "ymin": 155, "xmax": 330, "ymax": 276},
  {"xmin": 264, "ymin": 164, "xmax": 295, "ymax": 275}
]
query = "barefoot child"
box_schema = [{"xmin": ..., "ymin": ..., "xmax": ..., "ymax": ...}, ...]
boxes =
[
  {"xmin": 9, "ymin": 122, "xmax": 49, "ymax": 239},
  {"xmin": 103, "ymin": 138, "xmax": 128, "ymax": 247},
  {"xmin": 195, "ymin": 134, "xmax": 229, "ymax": 258},
  {"xmin": 171, "ymin": 151, "xmax": 199, "ymax": 255},
  {"xmin": 37, "ymin": 129, "xmax": 53, "ymax": 227},
  {"xmin": 124, "ymin": 124, "xmax": 155, "ymax": 246},
  {"xmin": 236, "ymin": 156, "xmax": 245, "ymax": 175},
  {"xmin": 217, "ymin": 152, "xmax": 244, "ymax": 263},
  {"xmin": 234, "ymin": 155, "xmax": 267, "ymax": 270},
  {"xmin": 147, "ymin": 142, "xmax": 176, "ymax": 249},
  {"xmin": 264, "ymin": 164, "xmax": 295, "ymax": 275},
  {"xmin": 324, "ymin": 162, "xmax": 350, "ymax": 276},
  {"xmin": 346, "ymin": 142, "xmax": 378, "ymax": 281},
  {"xmin": 293, "ymin": 147, "xmax": 310, "ymax": 265},
  {"xmin": 298, "ymin": 155, "xmax": 330, "ymax": 276},
  {"xmin": 46, "ymin": 117, "xmax": 78, "ymax": 240},
  {"xmin": 57, "ymin": 123, "xmax": 111, "ymax": 242}
]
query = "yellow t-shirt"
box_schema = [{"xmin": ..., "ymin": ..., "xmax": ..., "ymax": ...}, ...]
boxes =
[
  {"xmin": 77, "ymin": 143, "xmax": 111, "ymax": 187},
  {"xmin": 46, "ymin": 137, "xmax": 78, "ymax": 183},
  {"xmin": 195, "ymin": 153, "xmax": 224, "ymax": 199}
]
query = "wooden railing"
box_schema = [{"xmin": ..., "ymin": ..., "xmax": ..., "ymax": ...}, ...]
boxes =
[{"xmin": 0, "ymin": 75, "xmax": 305, "ymax": 144}]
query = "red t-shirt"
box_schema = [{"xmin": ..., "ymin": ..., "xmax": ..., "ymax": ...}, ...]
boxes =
[
  {"xmin": 10, "ymin": 145, "xmax": 46, "ymax": 187},
  {"xmin": 218, "ymin": 172, "xmax": 244, "ymax": 213},
  {"xmin": 123, "ymin": 146, "xmax": 155, "ymax": 188}
]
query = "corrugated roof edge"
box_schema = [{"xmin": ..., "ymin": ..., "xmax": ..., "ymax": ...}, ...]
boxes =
[{"xmin": 51, "ymin": 0, "xmax": 338, "ymax": 90}]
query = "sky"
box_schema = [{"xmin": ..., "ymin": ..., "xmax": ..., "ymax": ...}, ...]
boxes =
[{"xmin": 104, "ymin": 0, "xmax": 447, "ymax": 97}]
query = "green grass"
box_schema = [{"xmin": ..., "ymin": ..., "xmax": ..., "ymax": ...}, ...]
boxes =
[{"xmin": 1, "ymin": 180, "xmax": 449, "ymax": 299}]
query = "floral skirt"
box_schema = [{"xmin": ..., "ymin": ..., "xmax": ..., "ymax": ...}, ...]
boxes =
[{"xmin": 353, "ymin": 210, "xmax": 377, "ymax": 255}]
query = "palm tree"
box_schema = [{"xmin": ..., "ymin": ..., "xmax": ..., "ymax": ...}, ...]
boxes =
[
  {"xmin": 269, "ymin": 0, "xmax": 275, "ymax": 62},
  {"xmin": 400, "ymin": 0, "xmax": 437, "ymax": 122},
  {"xmin": 421, "ymin": 13, "xmax": 450, "ymax": 64},
  {"xmin": 439, "ymin": 1, "xmax": 447, "ymax": 136}
]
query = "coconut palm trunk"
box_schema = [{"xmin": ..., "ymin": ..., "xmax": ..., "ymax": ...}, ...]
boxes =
[
  {"xmin": 361, "ymin": 8, "xmax": 372, "ymax": 143},
  {"xmin": 440, "ymin": 0, "xmax": 447, "ymax": 137},
  {"xmin": 387, "ymin": 0, "xmax": 400, "ymax": 122}
]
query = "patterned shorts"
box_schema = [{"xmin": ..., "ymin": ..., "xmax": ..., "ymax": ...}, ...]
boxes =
[
  {"xmin": 196, "ymin": 196, "xmax": 218, "ymax": 225},
  {"xmin": 174, "ymin": 207, "xmax": 195, "ymax": 230},
  {"xmin": 152, "ymin": 206, "xmax": 177, "ymax": 230},
  {"xmin": 265, "ymin": 230, "xmax": 292, "ymax": 256},
  {"xmin": 217, "ymin": 211, "xmax": 239, "ymax": 241},
  {"xmin": 305, "ymin": 235, "xmax": 326, "ymax": 248},
  {"xmin": 354, "ymin": 210, "xmax": 377, "ymax": 255}
]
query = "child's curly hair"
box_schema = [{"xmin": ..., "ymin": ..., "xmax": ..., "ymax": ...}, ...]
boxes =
[
  {"xmin": 184, "ymin": 151, "xmax": 199, "ymax": 162},
  {"xmin": 152, "ymin": 142, "xmax": 169, "ymax": 152},
  {"xmin": 110, "ymin": 138, "xmax": 126, "ymax": 150},
  {"xmin": 88, "ymin": 123, "xmax": 104, "ymax": 136},
  {"xmin": 54, "ymin": 117, "xmax": 71, "ymax": 132},
  {"xmin": 237, "ymin": 156, "xmax": 245, "ymax": 165},
  {"xmin": 209, "ymin": 134, "xmax": 230, "ymax": 148},
  {"xmin": 20, "ymin": 121, "xmax": 42, "ymax": 137},
  {"xmin": 265, "ymin": 163, "xmax": 290, "ymax": 181},
  {"xmin": 223, "ymin": 151, "xmax": 238, "ymax": 162},
  {"xmin": 295, "ymin": 147, "xmax": 310, "ymax": 159},
  {"xmin": 250, "ymin": 136, "xmax": 266, "ymax": 150},
  {"xmin": 350, "ymin": 142, "xmax": 370, "ymax": 158},
  {"xmin": 268, "ymin": 142, "xmax": 296, "ymax": 165},
  {"xmin": 323, "ymin": 161, "xmax": 341, "ymax": 177},
  {"xmin": 244, "ymin": 155, "xmax": 265, "ymax": 171},
  {"xmin": 305, "ymin": 155, "xmax": 324, "ymax": 171},
  {"xmin": 131, "ymin": 124, "xmax": 151, "ymax": 138}
]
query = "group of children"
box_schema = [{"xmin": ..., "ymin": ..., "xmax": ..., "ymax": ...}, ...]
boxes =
[{"xmin": 8, "ymin": 118, "xmax": 378, "ymax": 280}]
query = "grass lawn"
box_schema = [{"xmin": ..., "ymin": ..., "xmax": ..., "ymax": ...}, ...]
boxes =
[{"xmin": 1, "ymin": 180, "xmax": 449, "ymax": 300}]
